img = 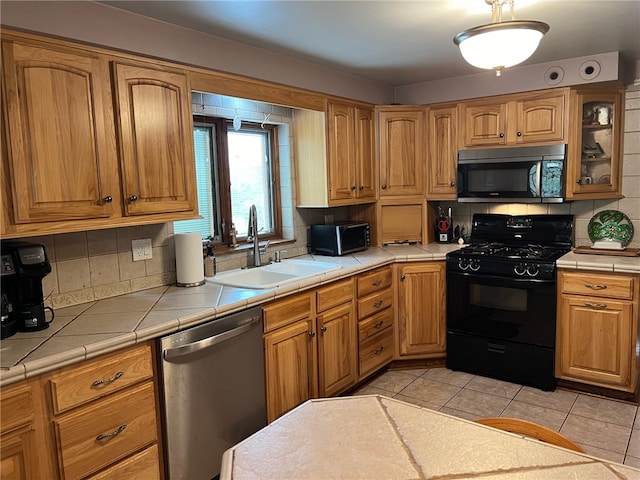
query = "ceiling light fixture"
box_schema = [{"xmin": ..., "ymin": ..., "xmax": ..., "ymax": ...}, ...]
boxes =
[{"xmin": 453, "ymin": 0, "xmax": 549, "ymax": 76}]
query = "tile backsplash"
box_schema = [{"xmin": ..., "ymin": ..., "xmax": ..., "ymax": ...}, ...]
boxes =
[{"xmin": 32, "ymin": 224, "xmax": 176, "ymax": 310}]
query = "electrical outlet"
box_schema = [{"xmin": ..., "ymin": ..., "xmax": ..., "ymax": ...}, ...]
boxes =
[
  {"xmin": 132, "ymin": 238, "xmax": 153, "ymax": 261},
  {"xmin": 324, "ymin": 214, "xmax": 334, "ymax": 224}
]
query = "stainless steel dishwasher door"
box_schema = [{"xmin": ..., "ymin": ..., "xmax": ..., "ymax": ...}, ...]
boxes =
[{"xmin": 158, "ymin": 307, "xmax": 266, "ymax": 480}]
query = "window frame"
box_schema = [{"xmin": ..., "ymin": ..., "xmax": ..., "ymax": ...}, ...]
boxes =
[{"xmin": 192, "ymin": 115, "xmax": 282, "ymax": 246}]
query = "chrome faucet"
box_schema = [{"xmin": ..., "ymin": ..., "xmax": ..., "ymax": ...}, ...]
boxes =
[{"xmin": 248, "ymin": 204, "xmax": 269, "ymax": 267}]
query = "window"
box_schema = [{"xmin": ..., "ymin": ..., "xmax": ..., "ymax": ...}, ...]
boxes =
[{"xmin": 175, "ymin": 116, "xmax": 281, "ymax": 245}]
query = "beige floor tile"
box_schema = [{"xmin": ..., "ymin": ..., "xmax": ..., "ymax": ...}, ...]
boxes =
[
  {"xmin": 366, "ymin": 371, "xmax": 419, "ymax": 394},
  {"xmin": 513, "ymin": 386, "xmax": 578, "ymax": 413},
  {"xmin": 634, "ymin": 412, "xmax": 640, "ymax": 430},
  {"xmin": 627, "ymin": 429, "xmax": 640, "ymax": 458},
  {"xmin": 350, "ymin": 385, "xmax": 393, "ymax": 397},
  {"xmin": 389, "ymin": 367, "xmax": 427, "ymax": 377},
  {"xmin": 393, "ymin": 394, "xmax": 440, "ymax": 411},
  {"xmin": 444, "ymin": 388, "xmax": 510, "ymax": 418},
  {"xmin": 500, "ymin": 400, "xmax": 568, "ymax": 431},
  {"xmin": 624, "ymin": 455, "xmax": 640, "ymax": 469},
  {"xmin": 422, "ymin": 367, "xmax": 474, "ymax": 387},
  {"xmin": 398, "ymin": 377, "xmax": 461, "ymax": 407},
  {"xmin": 561, "ymin": 414, "xmax": 631, "ymax": 454},
  {"xmin": 578, "ymin": 443, "xmax": 625, "ymax": 464},
  {"xmin": 571, "ymin": 394, "xmax": 637, "ymax": 428},
  {"xmin": 464, "ymin": 375, "xmax": 522, "ymax": 399}
]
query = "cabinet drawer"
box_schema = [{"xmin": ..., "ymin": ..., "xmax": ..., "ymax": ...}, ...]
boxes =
[
  {"xmin": 358, "ymin": 288, "xmax": 393, "ymax": 320},
  {"xmin": 54, "ymin": 381, "xmax": 157, "ymax": 480},
  {"xmin": 0, "ymin": 383, "xmax": 34, "ymax": 434},
  {"xmin": 561, "ymin": 272, "xmax": 634, "ymax": 300},
  {"xmin": 49, "ymin": 343, "xmax": 153, "ymax": 414},
  {"xmin": 357, "ymin": 268, "xmax": 392, "ymax": 297},
  {"xmin": 317, "ymin": 278, "xmax": 354, "ymax": 313},
  {"xmin": 359, "ymin": 328, "xmax": 394, "ymax": 378},
  {"xmin": 263, "ymin": 292, "xmax": 312, "ymax": 332},
  {"xmin": 358, "ymin": 308, "xmax": 394, "ymax": 342},
  {"xmin": 88, "ymin": 444, "xmax": 160, "ymax": 480}
]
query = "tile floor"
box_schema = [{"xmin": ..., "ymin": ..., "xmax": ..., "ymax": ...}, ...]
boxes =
[{"xmin": 352, "ymin": 367, "xmax": 640, "ymax": 468}]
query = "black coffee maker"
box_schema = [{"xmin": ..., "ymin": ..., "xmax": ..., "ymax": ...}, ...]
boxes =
[{"xmin": 1, "ymin": 240, "xmax": 53, "ymax": 337}]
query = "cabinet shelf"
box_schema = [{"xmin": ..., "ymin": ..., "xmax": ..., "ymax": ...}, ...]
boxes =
[
  {"xmin": 582, "ymin": 123, "xmax": 612, "ymax": 130},
  {"xmin": 581, "ymin": 156, "xmax": 612, "ymax": 163}
]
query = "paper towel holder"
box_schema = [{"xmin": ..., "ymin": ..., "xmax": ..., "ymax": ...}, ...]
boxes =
[{"xmin": 175, "ymin": 232, "xmax": 206, "ymax": 287}]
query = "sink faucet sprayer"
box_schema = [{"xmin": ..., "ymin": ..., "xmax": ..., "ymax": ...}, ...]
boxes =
[{"xmin": 248, "ymin": 204, "xmax": 269, "ymax": 267}]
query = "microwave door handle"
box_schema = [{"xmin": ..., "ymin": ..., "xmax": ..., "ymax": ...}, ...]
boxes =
[{"xmin": 534, "ymin": 161, "xmax": 542, "ymax": 197}]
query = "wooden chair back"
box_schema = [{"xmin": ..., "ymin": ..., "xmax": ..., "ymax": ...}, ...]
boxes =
[{"xmin": 475, "ymin": 417, "xmax": 585, "ymax": 453}]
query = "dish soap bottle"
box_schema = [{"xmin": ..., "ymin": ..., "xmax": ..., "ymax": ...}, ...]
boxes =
[{"xmin": 229, "ymin": 223, "xmax": 239, "ymax": 248}]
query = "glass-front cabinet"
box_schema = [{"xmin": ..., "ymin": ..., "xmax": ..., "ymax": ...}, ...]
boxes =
[{"xmin": 566, "ymin": 87, "xmax": 625, "ymax": 200}]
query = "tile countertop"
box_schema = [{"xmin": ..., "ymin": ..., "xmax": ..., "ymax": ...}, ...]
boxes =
[
  {"xmin": 2, "ymin": 243, "xmax": 637, "ymax": 387},
  {"xmin": 0, "ymin": 244, "xmax": 459, "ymax": 386},
  {"xmin": 220, "ymin": 395, "xmax": 640, "ymax": 480}
]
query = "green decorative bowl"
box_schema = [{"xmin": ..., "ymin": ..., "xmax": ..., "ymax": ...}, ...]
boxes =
[{"xmin": 587, "ymin": 210, "xmax": 634, "ymax": 249}]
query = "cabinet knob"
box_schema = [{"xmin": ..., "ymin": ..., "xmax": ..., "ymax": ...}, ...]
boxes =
[
  {"xmin": 499, "ymin": 132, "xmax": 505, "ymax": 138},
  {"xmin": 517, "ymin": 131, "xmax": 522, "ymax": 137},
  {"xmin": 102, "ymin": 195, "xmax": 113, "ymax": 204},
  {"xmin": 129, "ymin": 194, "xmax": 138, "ymax": 202},
  {"xmin": 359, "ymin": 185, "xmax": 364, "ymax": 190},
  {"xmin": 450, "ymin": 181, "xmax": 455, "ymax": 187},
  {"xmin": 381, "ymin": 184, "xmax": 387, "ymax": 189},
  {"xmin": 400, "ymin": 275, "xmax": 406, "ymax": 281},
  {"xmin": 308, "ymin": 331, "xmax": 316, "ymax": 338},
  {"xmin": 351, "ymin": 185, "xmax": 357, "ymax": 191},
  {"xmin": 320, "ymin": 326, "xmax": 327, "ymax": 333},
  {"xmin": 576, "ymin": 178, "xmax": 582, "ymax": 184}
]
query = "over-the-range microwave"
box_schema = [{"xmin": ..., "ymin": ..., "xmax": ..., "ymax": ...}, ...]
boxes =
[
  {"xmin": 457, "ymin": 144, "xmax": 567, "ymax": 203},
  {"xmin": 309, "ymin": 222, "xmax": 370, "ymax": 256}
]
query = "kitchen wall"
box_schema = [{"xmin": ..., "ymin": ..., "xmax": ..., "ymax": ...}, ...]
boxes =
[{"xmin": 440, "ymin": 85, "xmax": 640, "ymax": 249}]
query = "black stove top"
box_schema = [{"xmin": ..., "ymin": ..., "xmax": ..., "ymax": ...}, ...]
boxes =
[{"xmin": 446, "ymin": 214, "xmax": 574, "ymax": 280}]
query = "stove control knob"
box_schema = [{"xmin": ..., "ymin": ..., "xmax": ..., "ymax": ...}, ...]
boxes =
[
  {"xmin": 469, "ymin": 259, "xmax": 480, "ymax": 272},
  {"xmin": 514, "ymin": 263, "xmax": 526, "ymax": 276},
  {"xmin": 526, "ymin": 264, "xmax": 540, "ymax": 277},
  {"xmin": 458, "ymin": 259, "xmax": 469, "ymax": 270}
]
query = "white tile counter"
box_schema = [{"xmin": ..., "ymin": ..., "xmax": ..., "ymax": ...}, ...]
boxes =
[
  {"xmin": 221, "ymin": 395, "xmax": 640, "ymax": 480},
  {"xmin": 0, "ymin": 244, "xmax": 461, "ymax": 386},
  {"xmin": 557, "ymin": 250, "xmax": 640, "ymax": 273}
]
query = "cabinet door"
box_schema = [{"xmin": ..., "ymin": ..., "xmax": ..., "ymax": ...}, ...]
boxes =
[
  {"xmin": 354, "ymin": 106, "xmax": 376, "ymax": 200},
  {"xmin": 427, "ymin": 106, "xmax": 458, "ymax": 199},
  {"xmin": 397, "ymin": 262, "xmax": 446, "ymax": 356},
  {"xmin": 2, "ymin": 40, "xmax": 119, "ymax": 223},
  {"xmin": 318, "ymin": 303, "xmax": 357, "ymax": 397},
  {"xmin": 0, "ymin": 428, "xmax": 38, "ymax": 480},
  {"xmin": 264, "ymin": 318, "xmax": 316, "ymax": 422},
  {"xmin": 565, "ymin": 88, "xmax": 624, "ymax": 200},
  {"xmin": 515, "ymin": 94, "xmax": 566, "ymax": 144},
  {"xmin": 113, "ymin": 62, "xmax": 197, "ymax": 216},
  {"xmin": 327, "ymin": 102, "xmax": 356, "ymax": 202},
  {"xmin": 557, "ymin": 296, "xmax": 634, "ymax": 390},
  {"xmin": 460, "ymin": 101, "xmax": 507, "ymax": 147},
  {"xmin": 378, "ymin": 108, "xmax": 425, "ymax": 196}
]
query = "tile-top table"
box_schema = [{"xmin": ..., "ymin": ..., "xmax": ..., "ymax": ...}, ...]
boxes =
[{"xmin": 221, "ymin": 395, "xmax": 640, "ymax": 479}]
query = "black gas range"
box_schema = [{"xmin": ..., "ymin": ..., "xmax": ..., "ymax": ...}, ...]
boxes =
[{"xmin": 446, "ymin": 214, "xmax": 574, "ymax": 391}]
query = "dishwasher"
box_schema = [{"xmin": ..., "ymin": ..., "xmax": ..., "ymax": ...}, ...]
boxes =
[{"xmin": 158, "ymin": 306, "xmax": 266, "ymax": 480}]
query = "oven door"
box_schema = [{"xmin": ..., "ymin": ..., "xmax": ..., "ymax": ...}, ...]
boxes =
[{"xmin": 447, "ymin": 271, "xmax": 556, "ymax": 347}]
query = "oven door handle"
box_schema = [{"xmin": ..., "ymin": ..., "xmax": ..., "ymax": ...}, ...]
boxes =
[{"xmin": 447, "ymin": 270, "xmax": 556, "ymax": 285}]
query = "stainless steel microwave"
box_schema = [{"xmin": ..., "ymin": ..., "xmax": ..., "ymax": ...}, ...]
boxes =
[
  {"xmin": 457, "ymin": 144, "xmax": 567, "ymax": 203},
  {"xmin": 309, "ymin": 222, "xmax": 370, "ymax": 256}
]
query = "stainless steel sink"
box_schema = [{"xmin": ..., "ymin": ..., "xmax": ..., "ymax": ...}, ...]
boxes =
[{"xmin": 206, "ymin": 259, "xmax": 342, "ymax": 289}]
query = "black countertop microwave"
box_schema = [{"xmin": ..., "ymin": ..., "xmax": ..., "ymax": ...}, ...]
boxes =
[
  {"xmin": 457, "ymin": 144, "xmax": 567, "ymax": 203},
  {"xmin": 309, "ymin": 222, "xmax": 370, "ymax": 256}
]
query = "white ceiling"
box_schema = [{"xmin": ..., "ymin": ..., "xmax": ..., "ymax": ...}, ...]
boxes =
[{"xmin": 101, "ymin": 0, "xmax": 640, "ymax": 87}]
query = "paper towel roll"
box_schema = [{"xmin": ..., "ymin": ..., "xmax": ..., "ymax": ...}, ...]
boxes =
[{"xmin": 175, "ymin": 233, "xmax": 205, "ymax": 287}]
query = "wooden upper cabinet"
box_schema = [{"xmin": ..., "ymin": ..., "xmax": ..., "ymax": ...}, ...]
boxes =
[
  {"xmin": 327, "ymin": 102, "xmax": 375, "ymax": 205},
  {"xmin": 460, "ymin": 89, "xmax": 567, "ymax": 147},
  {"xmin": 2, "ymin": 39, "xmax": 120, "ymax": 224},
  {"xmin": 113, "ymin": 62, "xmax": 197, "ymax": 216},
  {"xmin": 427, "ymin": 105, "xmax": 458, "ymax": 199},
  {"xmin": 377, "ymin": 107, "xmax": 425, "ymax": 197}
]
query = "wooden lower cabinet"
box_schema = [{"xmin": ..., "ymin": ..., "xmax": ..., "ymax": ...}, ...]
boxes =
[
  {"xmin": 556, "ymin": 270, "xmax": 639, "ymax": 392},
  {"xmin": 263, "ymin": 279, "xmax": 357, "ymax": 422},
  {"xmin": 396, "ymin": 262, "xmax": 446, "ymax": 358}
]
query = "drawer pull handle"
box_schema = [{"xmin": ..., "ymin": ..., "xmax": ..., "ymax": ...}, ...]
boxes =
[
  {"xmin": 372, "ymin": 280, "xmax": 382, "ymax": 287},
  {"xmin": 585, "ymin": 283, "xmax": 607, "ymax": 290},
  {"xmin": 584, "ymin": 302, "xmax": 607, "ymax": 309},
  {"xmin": 373, "ymin": 301, "xmax": 383, "ymax": 308},
  {"xmin": 96, "ymin": 424, "xmax": 127, "ymax": 442},
  {"xmin": 373, "ymin": 346, "xmax": 384, "ymax": 355},
  {"xmin": 92, "ymin": 371, "xmax": 124, "ymax": 387},
  {"xmin": 373, "ymin": 321, "xmax": 384, "ymax": 329}
]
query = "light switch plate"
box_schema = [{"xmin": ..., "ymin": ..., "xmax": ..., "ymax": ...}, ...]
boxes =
[{"xmin": 132, "ymin": 238, "xmax": 153, "ymax": 261}]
